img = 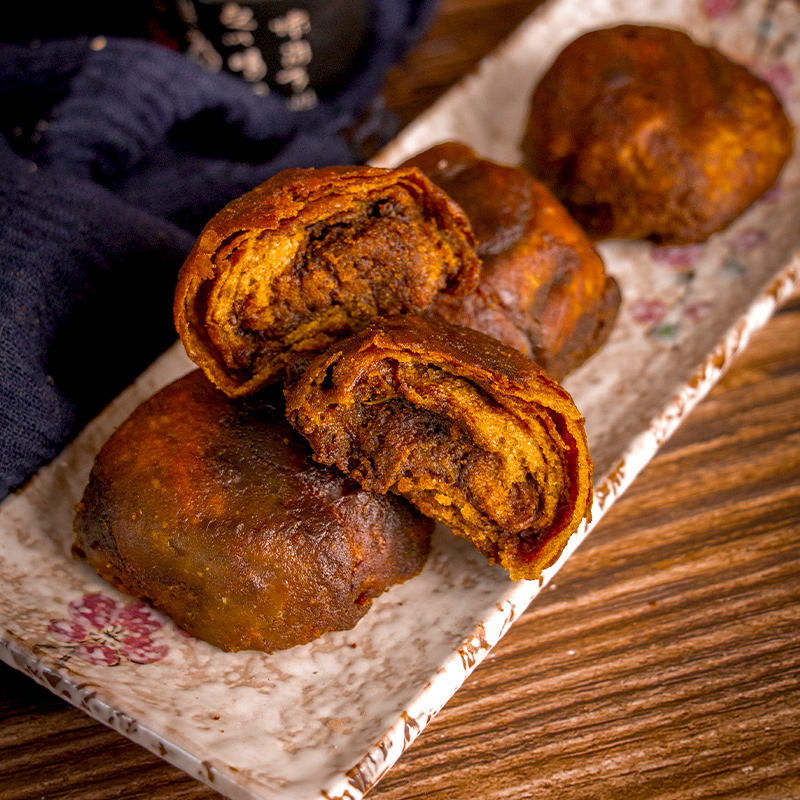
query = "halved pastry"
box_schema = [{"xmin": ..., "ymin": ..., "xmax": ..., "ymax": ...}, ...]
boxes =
[
  {"xmin": 285, "ymin": 314, "xmax": 593, "ymax": 581},
  {"xmin": 174, "ymin": 165, "xmax": 481, "ymax": 395},
  {"xmin": 404, "ymin": 141, "xmax": 620, "ymax": 379},
  {"xmin": 73, "ymin": 369, "xmax": 433, "ymax": 653}
]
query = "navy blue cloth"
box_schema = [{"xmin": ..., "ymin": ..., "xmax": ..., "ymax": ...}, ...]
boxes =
[{"xmin": 0, "ymin": 0, "xmax": 439, "ymax": 499}]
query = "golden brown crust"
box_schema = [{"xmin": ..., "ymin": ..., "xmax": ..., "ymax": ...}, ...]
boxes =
[
  {"xmin": 73, "ymin": 369, "xmax": 433, "ymax": 653},
  {"xmin": 285, "ymin": 314, "xmax": 593, "ymax": 581},
  {"xmin": 174, "ymin": 165, "xmax": 481, "ymax": 396},
  {"xmin": 522, "ymin": 24, "xmax": 794, "ymax": 245},
  {"xmin": 404, "ymin": 142, "xmax": 620, "ymax": 379}
]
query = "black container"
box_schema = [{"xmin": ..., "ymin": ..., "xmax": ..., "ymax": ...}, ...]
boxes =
[{"xmin": 157, "ymin": 0, "xmax": 370, "ymax": 107}]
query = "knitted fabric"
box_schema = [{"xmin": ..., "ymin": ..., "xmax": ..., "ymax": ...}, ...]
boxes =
[{"xmin": 0, "ymin": 0, "xmax": 439, "ymax": 498}]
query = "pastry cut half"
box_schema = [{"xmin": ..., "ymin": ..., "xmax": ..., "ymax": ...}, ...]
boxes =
[
  {"xmin": 286, "ymin": 314, "xmax": 593, "ymax": 581},
  {"xmin": 174, "ymin": 165, "xmax": 481, "ymax": 395}
]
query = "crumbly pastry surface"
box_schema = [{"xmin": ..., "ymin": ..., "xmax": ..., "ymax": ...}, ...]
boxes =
[
  {"xmin": 174, "ymin": 165, "xmax": 481, "ymax": 396},
  {"xmin": 73, "ymin": 370, "xmax": 433, "ymax": 653},
  {"xmin": 404, "ymin": 141, "xmax": 620, "ymax": 379},
  {"xmin": 285, "ymin": 314, "xmax": 593, "ymax": 581},
  {"xmin": 522, "ymin": 24, "xmax": 794, "ymax": 245}
]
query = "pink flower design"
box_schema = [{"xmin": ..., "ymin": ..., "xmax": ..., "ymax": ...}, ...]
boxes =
[
  {"xmin": 75, "ymin": 642, "xmax": 119, "ymax": 667},
  {"xmin": 757, "ymin": 183, "xmax": 782, "ymax": 205},
  {"xmin": 701, "ymin": 0, "xmax": 739, "ymax": 19},
  {"xmin": 651, "ymin": 244, "xmax": 704, "ymax": 270},
  {"xmin": 47, "ymin": 593, "xmax": 169, "ymax": 666},
  {"xmin": 754, "ymin": 62, "xmax": 794, "ymax": 102},
  {"xmin": 729, "ymin": 228, "xmax": 768, "ymax": 255},
  {"xmin": 683, "ymin": 301, "xmax": 713, "ymax": 322},
  {"xmin": 630, "ymin": 298, "xmax": 668, "ymax": 325}
]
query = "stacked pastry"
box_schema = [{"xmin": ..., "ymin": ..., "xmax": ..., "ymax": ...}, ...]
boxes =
[
  {"xmin": 75, "ymin": 23, "xmax": 791, "ymax": 654},
  {"xmin": 171, "ymin": 162, "xmax": 601, "ymax": 580},
  {"xmin": 75, "ymin": 162, "xmax": 602, "ymax": 652}
]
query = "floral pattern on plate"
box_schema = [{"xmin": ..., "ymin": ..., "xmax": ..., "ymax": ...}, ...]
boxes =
[{"xmin": 45, "ymin": 593, "xmax": 169, "ymax": 666}]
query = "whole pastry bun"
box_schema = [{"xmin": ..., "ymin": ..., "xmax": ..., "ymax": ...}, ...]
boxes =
[
  {"xmin": 404, "ymin": 142, "xmax": 620, "ymax": 380},
  {"xmin": 73, "ymin": 370, "xmax": 433, "ymax": 653},
  {"xmin": 522, "ymin": 24, "xmax": 793, "ymax": 245}
]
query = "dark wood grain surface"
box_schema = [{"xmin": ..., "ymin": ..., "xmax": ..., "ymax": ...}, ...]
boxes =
[{"xmin": 2, "ymin": 2, "xmax": 799, "ymax": 799}]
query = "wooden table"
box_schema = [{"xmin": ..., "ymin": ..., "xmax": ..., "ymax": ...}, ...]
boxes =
[{"xmin": 2, "ymin": 2, "xmax": 799, "ymax": 798}]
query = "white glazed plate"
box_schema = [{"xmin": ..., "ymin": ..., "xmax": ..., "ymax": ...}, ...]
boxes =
[{"xmin": 1, "ymin": 0, "xmax": 799, "ymax": 798}]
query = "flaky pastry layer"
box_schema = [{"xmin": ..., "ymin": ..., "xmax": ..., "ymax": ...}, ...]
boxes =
[
  {"xmin": 175, "ymin": 165, "xmax": 480, "ymax": 395},
  {"xmin": 286, "ymin": 315, "xmax": 593, "ymax": 581}
]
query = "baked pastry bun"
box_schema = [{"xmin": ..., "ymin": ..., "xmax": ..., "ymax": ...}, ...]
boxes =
[
  {"xmin": 73, "ymin": 369, "xmax": 433, "ymax": 653},
  {"xmin": 285, "ymin": 314, "xmax": 592, "ymax": 581},
  {"xmin": 522, "ymin": 24, "xmax": 793, "ymax": 245},
  {"xmin": 174, "ymin": 165, "xmax": 481, "ymax": 396},
  {"xmin": 404, "ymin": 142, "xmax": 620, "ymax": 379}
]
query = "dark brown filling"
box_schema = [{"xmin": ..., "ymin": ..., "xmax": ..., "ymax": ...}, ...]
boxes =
[
  {"xmin": 346, "ymin": 396, "xmax": 540, "ymax": 536},
  {"xmin": 231, "ymin": 186, "xmax": 452, "ymax": 372}
]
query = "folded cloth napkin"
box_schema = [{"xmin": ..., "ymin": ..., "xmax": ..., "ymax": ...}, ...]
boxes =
[{"xmin": 0, "ymin": 0, "xmax": 439, "ymax": 499}]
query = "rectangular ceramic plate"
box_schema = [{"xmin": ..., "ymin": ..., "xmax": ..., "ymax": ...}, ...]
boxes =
[{"xmin": 1, "ymin": 0, "xmax": 799, "ymax": 798}]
